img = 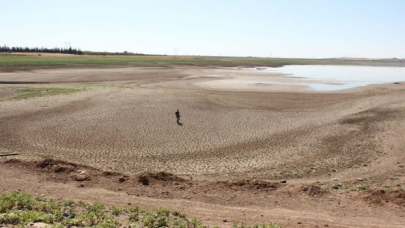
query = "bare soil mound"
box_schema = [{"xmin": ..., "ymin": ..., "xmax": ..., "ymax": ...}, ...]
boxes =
[
  {"xmin": 37, "ymin": 158, "xmax": 77, "ymax": 170},
  {"xmin": 1, "ymin": 157, "xmax": 405, "ymax": 227},
  {"xmin": 300, "ymin": 185, "xmax": 325, "ymax": 196},
  {"xmin": 3, "ymin": 158, "xmax": 22, "ymax": 164},
  {"xmin": 215, "ymin": 180, "xmax": 281, "ymax": 190},
  {"xmin": 361, "ymin": 189, "xmax": 405, "ymax": 205},
  {"xmin": 138, "ymin": 172, "xmax": 186, "ymax": 185}
]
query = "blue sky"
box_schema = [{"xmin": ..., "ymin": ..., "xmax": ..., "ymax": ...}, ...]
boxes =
[{"xmin": 1, "ymin": 0, "xmax": 404, "ymax": 58}]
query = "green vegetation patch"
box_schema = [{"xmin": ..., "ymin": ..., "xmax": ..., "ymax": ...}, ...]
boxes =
[
  {"xmin": 232, "ymin": 221, "xmax": 283, "ymax": 228},
  {"xmin": 358, "ymin": 185, "xmax": 370, "ymax": 191},
  {"xmin": 0, "ymin": 150, "xmax": 11, "ymax": 155},
  {"xmin": 0, "ymin": 191, "xmax": 190, "ymax": 227},
  {"xmin": 0, "ymin": 191, "xmax": 282, "ymax": 228},
  {"xmin": 8, "ymin": 86, "xmax": 85, "ymax": 100}
]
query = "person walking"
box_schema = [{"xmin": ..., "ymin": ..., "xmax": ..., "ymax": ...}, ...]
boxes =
[{"xmin": 175, "ymin": 109, "xmax": 181, "ymax": 124}]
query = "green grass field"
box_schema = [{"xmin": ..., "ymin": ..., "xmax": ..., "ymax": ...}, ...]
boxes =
[{"xmin": 0, "ymin": 53, "xmax": 383, "ymax": 71}]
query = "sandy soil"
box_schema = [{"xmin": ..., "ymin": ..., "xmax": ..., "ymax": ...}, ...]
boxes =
[{"xmin": 1, "ymin": 67, "xmax": 405, "ymax": 227}]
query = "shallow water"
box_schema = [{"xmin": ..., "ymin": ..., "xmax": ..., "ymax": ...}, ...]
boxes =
[{"xmin": 248, "ymin": 65, "xmax": 405, "ymax": 91}]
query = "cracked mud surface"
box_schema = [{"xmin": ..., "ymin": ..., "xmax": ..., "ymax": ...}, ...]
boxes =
[{"xmin": 1, "ymin": 67, "xmax": 405, "ymax": 227}]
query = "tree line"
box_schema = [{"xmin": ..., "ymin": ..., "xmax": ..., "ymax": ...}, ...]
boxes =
[
  {"xmin": 83, "ymin": 50, "xmax": 146, "ymax": 56},
  {"xmin": 0, "ymin": 45, "xmax": 83, "ymax": 55}
]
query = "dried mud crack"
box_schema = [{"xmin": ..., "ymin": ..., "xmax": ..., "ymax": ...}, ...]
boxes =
[{"xmin": 1, "ymin": 67, "xmax": 405, "ymax": 227}]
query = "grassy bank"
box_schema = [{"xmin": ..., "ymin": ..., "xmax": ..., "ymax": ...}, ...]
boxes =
[
  {"xmin": 0, "ymin": 191, "xmax": 282, "ymax": 228},
  {"xmin": 0, "ymin": 86, "xmax": 85, "ymax": 101},
  {"xmin": 1, "ymin": 53, "xmax": 402, "ymax": 71},
  {"xmin": 12, "ymin": 86, "xmax": 85, "ymax": 100}
]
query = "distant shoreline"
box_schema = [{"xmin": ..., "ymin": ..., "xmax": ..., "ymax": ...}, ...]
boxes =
[{"xmin": 1, "ymin": 52, "xmax": 404, "ymax": 72}]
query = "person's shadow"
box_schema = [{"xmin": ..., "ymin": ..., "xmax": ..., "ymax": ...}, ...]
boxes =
[{"xmin": 177, "ymin": 122, "xmax": 183, "ymax": 126}]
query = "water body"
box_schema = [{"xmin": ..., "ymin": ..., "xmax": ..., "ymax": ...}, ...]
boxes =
[{"xmin": 248, "ymin": 65, "xmax": 405, "ymax": 91}]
